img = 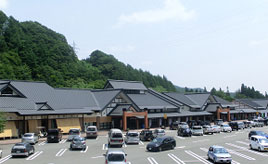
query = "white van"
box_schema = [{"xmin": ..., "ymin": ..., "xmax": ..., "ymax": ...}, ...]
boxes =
[
  {"xmin": 108, "ymin": 129, "xmax": 124, "ymax": 147},
  {"xmin": 250, "ymin": 135, "xmax": 268, "ymax": 152},
  {"xmin": 86, "ymin": 126, "xmax": 98, "ymax": 138}
]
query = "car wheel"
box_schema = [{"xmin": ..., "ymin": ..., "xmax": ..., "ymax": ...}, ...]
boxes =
[
  {"xmin": 26, "ymin": 152, "xmax": 29, "ymax": 157},
  {"xmin": 213, "ymin": 157, "xmax": 217, "ymax": 164},
  {"xmin": 32, "ymin": 148, "xmax": 35, "ymax": 154},
  {"xmin": 249, "ymin": 144, "xmax": 253, "ymax": 150},
  {"xmin": 258, "ymin": 147, "xmax": 262, "ymax": 152},
  {"xmin": 171, "ymin": 144, "xmax": 175, "ymax": 149},
  {"xmin": 158, "ymin": 147, "xmax": 162, "ymax": 152}
]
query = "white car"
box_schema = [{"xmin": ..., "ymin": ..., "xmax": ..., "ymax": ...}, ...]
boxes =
[
  {"xmin": 21, "ymin": 133, "xmax": 39, "ymax": 144},
  {"xmin": 153, "ymin": 129, "xmax": 165, "ymax": 138},
  {"xmin": 191, "ymin": 126, "xmax": 203, "ymax": 136},
  {"xmin": 208, "ymin": 145, "xmax": 232, "ymax": 164},
  {"xmin": 125, "ymin": 132, "xmax": 140, "ymax": 144},
  {"xmin": 67, "ymin": 128, "xmax": 81, "ymax": 141},
  {"xmin": 103, "ymin": 149, "xmax": 127, "ymax": 164},
  {"xmin": 220, "ymin": 124, "xmax": 232, "ymax": 133},
  {"xmin": 250, "ymin": 135, "xmax": 268, "ymax": 152},
  {"xmin": 212, "ymin": 125, "xmax": 221, "ymax": 133}
]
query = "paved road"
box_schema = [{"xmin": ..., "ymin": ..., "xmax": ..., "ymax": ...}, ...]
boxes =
[{"xmin": 0, "ymin": 126, "xmax": 268, "ymax": 164}]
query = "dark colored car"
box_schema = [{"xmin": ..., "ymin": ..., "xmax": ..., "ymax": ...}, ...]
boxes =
[
  {"xmin": 177, "ymin": 127, "xmax": 192, "ymax": 137},
  {"xmin": 243, "ymin": 121, "xmax": 252, "ymax": 128},
  {"xmin": 11, "ymin": 142, "xmax": 35, "ymax": 157},
  {"xmin": 228, "ymin": 122, "xmax": 239, "ymax": 131},
  {"xmin": 170, "ymin": 121, "xmax": 179, "ymax": 130},
  {"xmin": 47, "ymin": 129, "xmax": 63, "ymax": 143},
  {"xmin": 187, "ymin": 120, "xmax": 197, "ymax": 128},
  {"xmin": 139, "ymin": 130, "xmax": 153, "ymax": 141},
  {"xmin": 248, "ymin": 130, "xmax": 268, "ymax": 139},
  {"xmin": 146, "ymin": 136, "xmax": 176, "ymax": 152}
]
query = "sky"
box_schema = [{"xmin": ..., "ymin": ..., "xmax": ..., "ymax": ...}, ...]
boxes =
[{"xmin": 1, "ymin": 0, "xmax": 268, "ymax": 93}]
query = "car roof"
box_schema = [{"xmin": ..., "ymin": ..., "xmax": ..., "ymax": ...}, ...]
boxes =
[
  {"xmin": 24, "ymin": 133, "xmax": 34, "ymax": 135},
  {"xmin": 157, "ymin": 136, "xmax": 172, "ymax": 139},
  {"xmin": 107, "ymin": 149, "xmax": 125, "ymax": 154},
  {"xmin": 110, "ymin": 129, "xmax": 122, "ymax": 133},
  {"xmin": 87, "ymin": 126, "xmax": 97, "ymax": 128},
  {"xmin": 15, "ymin": 142, "xmax": 27, "ymax": 146},
  {"xmin": 251, "ymin": 135, "xmax": 266, "ymax": 139},
  {"xmin": 127, "ymin": 131, "xmax": 138, "ymax": 134},
  {"xmin": 211, "ymin": 145, "xmax": 225, "ymax": 149}
]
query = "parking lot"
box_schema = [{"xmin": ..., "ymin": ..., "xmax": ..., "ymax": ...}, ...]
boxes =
[{"xmin": 0, "ymin": 126, "xmax": 268, "ymax": 164}]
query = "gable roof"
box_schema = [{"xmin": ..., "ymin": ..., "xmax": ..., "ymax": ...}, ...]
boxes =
[
  {"xmin": 237, "ymin": 99, "xmax": 265, "ymax": 109},
  {"xmin": 91, "ymin": 89, "xmax": 121, "ymax": 110},
  {"xmin": 104, "ymin": 79, "xmax": 147, "ymax": 90}
]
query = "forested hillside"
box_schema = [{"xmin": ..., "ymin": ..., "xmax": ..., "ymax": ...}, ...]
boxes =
[{"xmin": 0, "ymin": 11, "xmax": 176, "ymax": 91}]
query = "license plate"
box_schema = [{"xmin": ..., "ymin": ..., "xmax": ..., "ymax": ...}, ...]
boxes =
[{"xmin": 16, "ymin": 151, "xmax": 20, "ymax": 153}]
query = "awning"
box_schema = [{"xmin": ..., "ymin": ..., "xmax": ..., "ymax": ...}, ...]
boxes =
[
  {"xmin": 0, "ymin": 121, "xmax": 18, "ymax": 138},
  {"xmin": 56, "ymin": 118, "xmax": 81, "ymax": 133}
]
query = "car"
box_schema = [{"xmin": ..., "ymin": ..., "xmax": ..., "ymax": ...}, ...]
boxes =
[
  {"xmin": 108, "ymin": 129, "xmax": 124, "ymax": 147},
  {"xmin": 86, "ymin": 126, "xmax": 98, "ymax": 138},
  {"xmin": 125, "ymin": 131, "xmax": 140, "ymax": 144},
  {"xmin": 243, "ymin": 121, "xmax": 252, "ymax": 128},
  {"xmin": 253, "ymin": 119, "xmax": 264, "ymax": 127},
  {"xmin": 212, "ymin": 125, "xmax": 221, "ymax": 133},
  {"xmin": 0, "ymin": 149, "xmax": 2, "ymax": 158},
  {"xmin": 207, "ymin": 145, "xmax": 232, "ymax": 164},
  {"xmin": 191, "ymin": 126, "xmax": 203, "ymax": 136},
  {"xmin": 177, "ymin": 127, "xmax": 192, "ymax": 137},
  {"xmin": 146, "ymin": 136, "xmax": 176, "ymax": 152},
  {"xmin": 21, "ymin": 133, "xmax": 39, "ymax": 144},
  {"xmin": 11, "ymin": 142, "xmax": 35, "ymax": 157},
  {"xmin": 70, "ymin": 136, "xmax": 86, "ymax": 150},
  {"xmin": 228, "ymin": 122, "xmax": 238, "ymax": 131},
  {"xmin": 215, "ymin": 119, "xmax": 224, "ymax": 126},
  {"xmin": 220, "ymin": 124, "xmax": 232, "ymax": 133},
  {"xmin": 47, "ymin": 128, "xmax": 63, "ymax": 143},
  {"xmin": 170, "ymin": 121, "xmax": 180, "ymax": 130},
  {"xmin": 153, "ymin": 129, "xmax": 165, "ymax": 138},
  {"xmin": 187, "ymin": 120, "xmax": 197, "ymax": 128},
  {"xmin": 178, "ymin": 122, "xmax": 189, "ymax": 129},
  {"xmin": 237, "ymin": 122, "xmax": 245, "ymax": 129},
  {"xmin": 203, "ymin": 125, "xmax": 214, "ymax": 135},
  {"xmin": 248, "ymin": 130, "xmax": 268, "ymax": 139},
  {"xmin": 139, "ymin": 130, "xmax": 154, "ymax": 141},
  {"xmin": 67, "ymin": 128, "xmax": 81, "ymax": 141},
  {"xmin": 103, "ymin": 149, "xmax": 128, "ymax": 164},
  {"xmin": 250, "ymin": 135, "xmax": 268, "ymax": 152},
  {"xmin": 249, "ymin": 121, "xmax": 257, "ymax": 127}
]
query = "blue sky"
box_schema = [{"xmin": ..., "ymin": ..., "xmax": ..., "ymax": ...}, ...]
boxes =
[{"xmin": 1, "ymin": 0, "xmax": 268, "ymax": 93}]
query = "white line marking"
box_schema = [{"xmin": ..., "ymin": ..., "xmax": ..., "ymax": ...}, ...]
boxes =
[
  {"xmin": 26, "ymin": 151, "xmax": 43, "ymax": 160},
  {"xmin": 55, "ymin": 148, "xmax": 67, "ymax": 157},
  {"xmin": 0, "ymin": 154, "xmax": 11, "ymax": 164},
  {"xmin": 38, "ymin": 141, "xmax": 46, "ymax": 146},
  {"xmin": 81, "ymin": 146, "xmax": 88, "ymax": 153},
  {"xmin": 123, "ymin": 143, "xmax": 127, "ymax": 147},
  {"xmin": 139, "ymin": 141, "xmax": 144, "ymax": 145},
  {"xmin": 147, "ymin": 157, "xmax": 158, "ymax": 164},
  {"xmin": 59, "ymin": 139, "xmax": 67, "ymax": 144},
  {"xmin": 225, "ymin": 143, "xmax": 268, "ymax": 157},
  {"xmin": 236, "ymin": 141, "xmax": 249, "ymax": 146},
  {"xmin": 176, "ymin": 136, "xmax": 185, "ymax": 140},
  {"xmin": 168, "ymin": 153, "xmax": 185, "ymax": 164},
  {"xmin": 95, "ymin": 137, "xmax": 99, "ymax": 140},
  {"xmin": 91, "ymin": 156, "xmax": 104, "ymax": 159},
  {"xmin": 175, "ymin": 146, "xmax": 186, "ymax": 149},
  {"xmin": 185, "ymin": 150, "xmax": 212, "ymax": 164},
  {"xmin": 102, "ymin": 144, "xmax": 108, "ymax": 150},
  {"xmin": 224, "ymin": 135, "xmax": 236, "ymax": 138}
]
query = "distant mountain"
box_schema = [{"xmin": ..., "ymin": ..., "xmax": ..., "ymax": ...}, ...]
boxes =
[{"xmin": 0, "ymin": 11, "xmax": 176, "ymax": 92}]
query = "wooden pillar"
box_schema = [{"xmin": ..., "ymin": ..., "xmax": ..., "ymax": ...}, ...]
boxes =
[
  {"xmin": 96, "ymin": 116, "xmax": 100, "ymax": 130},
  {"xmin": 136, "ymin": 119, "xmax": 139, "ymax": 129},
  {"xmin": 82, "ymin": 114, "xmax": 85, "ymax": 132},
  {"xmin": 123, "ymin": 110, "xmax": 127, "ymax": 131},
  {"xmin": 23, "ymin": 116, "xmax": 26, "ymax": 134},
  {"xmin": 144, "ymin": 111, "xmax": 148, "ymax": 129},
  {"xmin": 227, "ymin": 111, "xmax": 230, "ymax": 122}
]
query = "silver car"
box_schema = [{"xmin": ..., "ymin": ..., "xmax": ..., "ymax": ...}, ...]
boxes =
[
  {"xmin": 191, "ymin": 126, "xmax": 203, "ymax": 136},
  {"xmin": 11, "ymin": 142, "xmax": 35, "ymax": 157},
  {"xmin": 220, "ymin": 124, "xmax": 232, "ymax": 133},
  {"xmin": 67, "ymin": 128, "xmax": 81, "ymax": 141},
  {"xmin": 212, "ymin": 125, "xmax": 221, "ymax": 133},
  {"xmin": 103, "ymin": 149, "xmax": 127, "ymax": 164},
  {"xmin": 125, "ymin": 132, "xmax": 140, "ymax": 144},
  {"xmin": 86, "ymin": 126, "xmax": 98, "ymax": 138},
  {"xmin": 70, "ymin": 137, "xmax": 86, "ymax": 150},
  {"xmin": 21, "ymin": 133, "xmax": 38, "ymax": 144},
  {"xmin": 207, "ymin": 145, "xmax": 232, "ymax": 164},
  {"xmin": 153, "ymin": 129, "xmax": 165, "ymax": 138}
]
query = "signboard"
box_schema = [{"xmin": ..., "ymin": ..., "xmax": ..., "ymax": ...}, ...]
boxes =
[{"xmin": 163, "ymin": 113, "xmax": 167, "ymax": 119}]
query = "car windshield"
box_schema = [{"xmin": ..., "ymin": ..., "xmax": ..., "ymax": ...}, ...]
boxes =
[
  {"xmin": 23, "ymin": 134, "xmax": 33, "ymax": 137},
  {"xmin": 152, "ymin": 138, "xmax": 164, "ymax": 143},
  {"xmin": 87, "ymin": 128, "xmax": 96, "ymax": 131},
  {"xmin": 48, "ymin": 131, "xmax": 58, "ymax": 135},
  {"xmin": 73, "ymin": 137, "xmax": 85, "ymax": 141},
  {"xmin": 128, "ymin": 133, "xmax": 138, "ymax": 137},
  {"xmin": 214, "ymin": 148, "xmax": 228, "ymax": 154},
  {"xmin": 69, "ymin": 129, "xmax": 79, "ymax": 134},
  {"xmin": 112, "ymin": 133, "xmax": 122, "ymax": 138},
  {"xmin": 259, "ymin": 139, "xmax": 268, "ymax": 143},
  {"xmin": 108, "ymin": 154, "xmax": 124, "ymax": 161},
  {"xmin": 193, "ymin": 127, "xmax": 202, "ymax": 130},
  {"xmin": 223, "ymin": 125, "xmax": 229, "ymax": 127},
  {"xmin": 256, "ymin": 131, "xmax": 266, "ymax": 135},
  {"xmin": 157, "ymin": 129, "xmax": 165, "ymax": 133}
]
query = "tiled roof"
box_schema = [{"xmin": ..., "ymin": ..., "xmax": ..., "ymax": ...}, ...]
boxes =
[{"xmin": 105, "ymin": 79, "xmax": 147, "ymax": 90}]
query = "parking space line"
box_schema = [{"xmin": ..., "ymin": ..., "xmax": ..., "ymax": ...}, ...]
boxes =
[
  {"xmin": 168, "ymin": 153, "xmax": 185, "ymax": 164},
  {"xmin": 26, "ymin": 151, "xmax": 43, "ymax": 160},
  {"xmin": 38, "ymin": 141, "xmax": 46, "ymax": 146},
  {"xmin": 224, "ymin": 135, "xmax": 236, "ymax": 138},
  {"xmin": 95, "ymin": 137, "xmax": 99, "ymax": 140},
  {"xmin": 91, "ymin": 156, "xmax": 104, "ymax": 159},
  {"xmin": 139, "ymin": 141, "xmax": 144, "ymax": 145},
  {"xmin": 147, "ymin": 157, "xmax": 158, "ymax": 164},
  {"xmin": 81, "ymin": 146, "xmax": 89, "ymax": 153},
  {"xmin": 123, "ymin": 143, "xmax": 127, "ymax": 147},
  {"xmin": 185, "ymin": 150, "xmax": 212, "ymax": 164},
  {"xmin": 55, "ymin": 148, "xmax": 67, "ymax": 157},
  {"xmin": 175, "ymin": 146, "xmax": 186, "ymax": 149},
  {"xmin": 176, "ymin": 136, "xmax": 185, "ymax": 140},
  {"xmin": 225, "ymin": 143, "xmax": 268, "ymax": 157},
  {"xmin": 0, "ymin": 154, "xmax": 12, "ymax": 164},
  {"xmin": 59, "ymin": 139, "xmax": 67, "ymax": 144},
  {"xmin": 102, "ymin": 144, "xmax": 108, "ymax": 150},
  {"xmin": 236, "ymin": 141, "xmax": 249, "ymax": 146}
]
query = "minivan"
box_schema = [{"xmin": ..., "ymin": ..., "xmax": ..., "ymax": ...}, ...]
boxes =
[
  {"xmin": 67, "ymin": 128, "xmax": 80, "ymax": 141},
  {"xmin": 86, "ymin": 126, "xmax": 98, "ymax": 138},
  {"xmin": 47, "ymin": 129, "xmax": 63, "ymax": 143},
  {"xmin": 108, "ymin": 129, "xmax": 124, "ymax": 147},
  {"xmin": 250, "ymin": 135, "xmax": 268, "ymax": 152}
]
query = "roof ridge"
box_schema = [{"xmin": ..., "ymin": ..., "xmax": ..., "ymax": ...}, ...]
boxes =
[
  {"xmin": 0, "ymin": 79, "xmax": 47, "ymax": 83},
  {"xmin": 108, "ymin": 79, "xmax": 143, "ymax": 83}
]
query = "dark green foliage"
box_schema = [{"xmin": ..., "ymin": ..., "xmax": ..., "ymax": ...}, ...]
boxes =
[
  {"xmin": 210, "ymin": 87, "xmax": 234, "ymax": 102},
  {"xmin": 0, "ymin": 112, "xmax": 6, "ymax": 133},
  {"xmin": 0, "ymin": 11, "xmax": 176, "ymax": 91},
  {"xmin": 235, "ymin": 84, "xmax": 265, "ymax": 99}
]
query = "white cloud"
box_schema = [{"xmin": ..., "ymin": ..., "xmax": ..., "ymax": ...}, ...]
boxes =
[
  {"xmin": 0, "ymin": 0, "xmax": 8, "ymax": 9},
  {"xmin": 108, "ymin": 45, "xmax": 135, "ymax": 53},
  {"xmin": 115, "ymin": 0, "xmax": 195, "ymax": 26},
  {"xmin": 248, "ymin": 39, "xmax": 266, "ymax": 47}
]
